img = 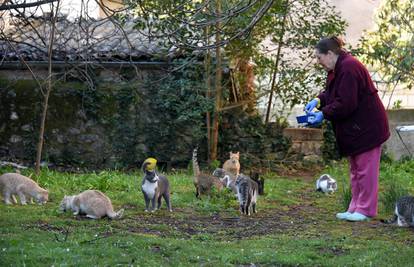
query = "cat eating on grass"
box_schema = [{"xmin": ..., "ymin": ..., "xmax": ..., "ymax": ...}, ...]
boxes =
[
  {"xmin": 0, "ymin": 172, "xmax": 48, "ymax": 205},
  {"xmin": 315, "ymin": 174, "xmax": 337, "ymax": 194},
  {"xmin": 59, "ymin": 190, "xmax": 124, "ymax": 219}
]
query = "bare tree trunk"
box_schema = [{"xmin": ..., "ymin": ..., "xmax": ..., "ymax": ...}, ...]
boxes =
[
  {"xmin": 265, "ymin": 0, "xmax": 289, "ymax": 124},
  {"xmin": 204, "ymin": 25, "xmax": 212, "ymax": 163},
  {"xmin": 35, "ymin": 0, "xmax": 60, "ymax": 175},
  {"xmin": 210, "ymin": 0, "xmax": 222, "ymax": 161}
]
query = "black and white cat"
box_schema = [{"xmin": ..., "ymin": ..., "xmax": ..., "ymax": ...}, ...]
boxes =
[
  {"xmin": 235, "ymin": 174, "xmax": 258, "ymax": 215},
  {"xmin": 141, "ymin": 161, "xmax": 172, "ymax": 212},
  {"xmin": 383, "ymin": 196, "xmax": 414, "ymax": 227},
  {"xmin": 315, "ymin": 174, "xmax": 337, "ymax": 194}
]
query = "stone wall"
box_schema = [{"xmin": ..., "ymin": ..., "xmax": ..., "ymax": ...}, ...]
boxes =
[
  {"xmin": 282, "ymin": 110, "xmax": 414, "ymax": 162},
  {"xmin": 0, "ymin": 67, "xmax": 202, "ymax": 169},
  {"xmin": 282, "ymin": 127, "xmax": 323, "ymax": 163},
  {"xmin": 0, "ymin": 68, "xmax": 290, "ymax": 170},
  {"xmin": 385, "ymin": 109, "xmax": 414, "ymax": 160}
]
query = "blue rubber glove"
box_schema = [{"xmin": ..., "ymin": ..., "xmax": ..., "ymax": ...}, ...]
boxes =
[
  {"xmin": 307, "ymin": 111, "xmax": 324, "ymax": 125},
  {"xmin": 304, "ymin": 98, "xmax": 320, "ymax": 113}
]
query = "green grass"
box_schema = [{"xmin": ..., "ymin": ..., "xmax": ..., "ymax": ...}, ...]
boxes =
[{"xmin": 1, "ymin": 160, "xmax": 414, "ymax": 267}]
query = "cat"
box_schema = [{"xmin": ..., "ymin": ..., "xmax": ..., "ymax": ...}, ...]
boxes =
[
  {"xmin": 235, "ymin": 174, "xmax": 258, "ymax": 215},
  {"xmin": 222, "ymin": 151, "xmax": 241, "ymax": 176},
  {"xmin": 212, "ymin": 168, "xmax": 237, "ymax": 194},
  {"xmin": 59, "ymin": 189, "xmax": 124, "ymax": 219},
  {"xmin": 192, "ymin": 148, "xmax": 223, "ymax": 198},
  {"xmin": 315, "ymin": 174, "xmax": 337, "ymax": 194},
  {"xmin": 0, "ymin": 172, "xmax": 48, "ymax": 205},
  {"xmin": 250, "ymin": 171, "xmax": 265, "ymax": 195},
  {"xmin": 382, "ymin": 196, "xmax": 414, "ymax": 227},
  {"xmin": 141, "ymin": 160, "xmax": 172, "ymax": 212}
]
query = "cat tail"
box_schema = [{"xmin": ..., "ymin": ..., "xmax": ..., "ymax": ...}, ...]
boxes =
[
  {"xmin": 380, "ymin": 214, "xmax": 397, "ymax": 224},
  {"xmin": 192, "ymin": 148, "xmax": 201, "ymax": 178},
  {"xmin": 108, "ymin": 208, "xmax": 124, "ymax": 219}
]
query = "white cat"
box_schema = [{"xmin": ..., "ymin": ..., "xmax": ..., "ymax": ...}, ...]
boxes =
[
  {"xmin": 316, "ymin": 174, "xmax": 337, "ymax": 194},
  {"xmin": 0, "ymin": 172, "xmax": 48, "ymax": 205},
  {"xmin": 59, "ymin": 190, "xmax": 124, "ymax": 219}
]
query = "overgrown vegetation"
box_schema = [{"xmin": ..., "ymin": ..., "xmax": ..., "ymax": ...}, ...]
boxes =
[
  {"xmin": 358, "ymin": 0, "xmax": 414, "ymax": 92},
  {"xmin": 1, "ymin": 158, "xmax": 414, "ymax": 266}
]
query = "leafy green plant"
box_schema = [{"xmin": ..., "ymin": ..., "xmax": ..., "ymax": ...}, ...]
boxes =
[
  {"xmin": 358, "ymin": 0, "xmax": 414, "ymax": 92},
  {"xmin": 339, "ymin": 175, "xmax": 352, "ymax": 211},
  {"xmin": 381, "ymin": 179, "xmax": 409, "ymax": 213},
  {"xmin": 209, "ymin": 159, "xmax": 221, "ymax": 170},
  {"xmin": 321, "ymin": 121, "xmax": 341, "ymax": 162}
]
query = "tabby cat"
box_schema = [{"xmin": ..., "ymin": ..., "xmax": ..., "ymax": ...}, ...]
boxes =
[
  {"xmin": 60, "ymin": 190, "xmax": 124, "ymax": 219},
  {"xmin": 235, "ymin": 174, "xmax": 258, "ymax": 215},
  {"xmin": 0, "ymin": 172, "xmax": 48, "ymax": 205},
  {"xmin": 383, "ymin": 196, "xmax": 414, "ymax": 227},
  {"xmin": 192, "ymin": 148, "xmax": 223, "ymax": 198}
]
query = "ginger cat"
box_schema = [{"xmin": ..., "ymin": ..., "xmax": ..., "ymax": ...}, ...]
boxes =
[
  {"xmin": 0, "ymin": 172, "xmax": 48, "ymax": 205},
  {"xmin": 59, "ymin": 190, "xmax": 124, "ymax": 219},
  {"xmin": 222, "ymin": 151, "xmax": 241, "ymax": 176}
]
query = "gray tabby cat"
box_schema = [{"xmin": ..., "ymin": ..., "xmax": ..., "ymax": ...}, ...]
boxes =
[
  {"xmin": 383, "ymin": 196, "xmax": 414, "ymax": 227},
  {"xmin": 235, "ymin": 174, "xmax": 258, "ymax": 215},
  {"xmin": 141, "ymin": 161, "xmax": 172, "ymax": 212},
  {"xmin": 316, "ymin": 174, "xmax": 337, "ymax": 194}
]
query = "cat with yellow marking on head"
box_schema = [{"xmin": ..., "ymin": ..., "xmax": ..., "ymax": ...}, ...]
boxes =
[{"xmin": 141, "ymin": 157, "xmax": 172, "ymax": 212}]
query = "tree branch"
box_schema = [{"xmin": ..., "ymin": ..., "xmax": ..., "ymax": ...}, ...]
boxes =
[{"xmin": 0, "ymin": 0, "xmax": 59, "ymax": 11}]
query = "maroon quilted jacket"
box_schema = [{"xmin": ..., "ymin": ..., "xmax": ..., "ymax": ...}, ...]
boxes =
[{"xmin": 318, "ymin": 51, "xmax": 390, "ymax": 156}]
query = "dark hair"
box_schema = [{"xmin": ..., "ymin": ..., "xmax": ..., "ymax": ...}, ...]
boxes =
[{"xmin": 315, "ymin": 36, "xmax": 345, "ymax": 55}]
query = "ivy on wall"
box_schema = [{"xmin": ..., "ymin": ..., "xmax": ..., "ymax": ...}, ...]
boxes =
[{"xmin": 0, "ymin": 61, "xmax": 292, "ymax": 170}]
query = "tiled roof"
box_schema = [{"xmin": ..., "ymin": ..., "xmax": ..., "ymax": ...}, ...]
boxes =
[{"xmin": 0, "ymin": 15, "xmax": 180, "ymax": 62}]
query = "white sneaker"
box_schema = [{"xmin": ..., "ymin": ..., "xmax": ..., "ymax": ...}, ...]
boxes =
[
  {"xmin": 336, "ymin": 211, "xmax": 352, "ymax": 220},
  {"xmin": 346, "ymin": 212, "xmax": 370, "ymax": 222}
]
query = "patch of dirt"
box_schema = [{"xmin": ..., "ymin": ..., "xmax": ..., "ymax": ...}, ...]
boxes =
[
  {"xmin": 26, "ymin": 189, "xmax": 414, "ymax": 244},
  {"xmin": 274, "ymin": 166, "xmax": 322, "ymax": 182},
  {"xmin": 24, "ymin": 221, "xmax": 67, "ymax": 233},
  {"xmin": 114, "ymin": 189, "xmax": 324, "ymax": 240}
]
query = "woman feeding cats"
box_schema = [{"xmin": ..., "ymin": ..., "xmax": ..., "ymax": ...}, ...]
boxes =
[{"xmin": 304, "ymin": 36, "xmax": 390, "ymax": 222}]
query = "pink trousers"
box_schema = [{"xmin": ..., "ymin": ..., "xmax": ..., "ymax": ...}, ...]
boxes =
[{"xmin": 347, "ymin": 145, "xmax": 382, "ymax": 217}]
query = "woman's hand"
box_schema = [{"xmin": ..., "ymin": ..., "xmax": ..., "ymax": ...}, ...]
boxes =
[
  {"xmin": 307, "ymin": 111, "xmax": 324, "ymax": 125},
  {"xmin": 304, "ymin": 98, "xmax": 320, "ymax": 113}
]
